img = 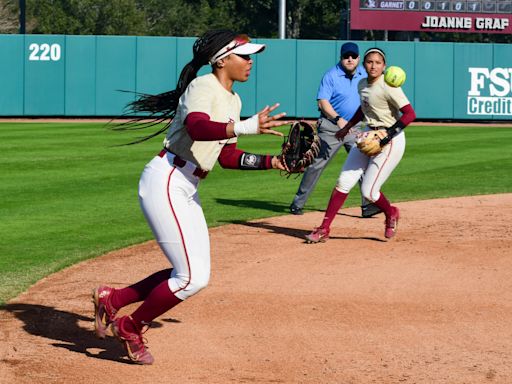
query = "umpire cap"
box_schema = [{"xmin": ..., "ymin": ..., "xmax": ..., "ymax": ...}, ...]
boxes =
[{"xmin": 340, "ymin": 42, "xmax": 359, "ymax": 57}]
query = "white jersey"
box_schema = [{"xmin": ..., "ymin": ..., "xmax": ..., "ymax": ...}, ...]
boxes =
[
  {"xmin": 164, "ymin": 73, "xmax": 239, "ymax": 171},
  {"xmin": 358, "ymin": 75, "xmax": 410, "ymax": 128}
]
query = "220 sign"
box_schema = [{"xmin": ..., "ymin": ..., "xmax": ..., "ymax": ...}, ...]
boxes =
[{"xmin": 28, "ymin": 43, "xmax": 62, "ymax": 61}]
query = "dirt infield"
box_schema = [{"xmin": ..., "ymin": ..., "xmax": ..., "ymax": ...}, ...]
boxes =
[{"xmin": 1, "ymin": 194, "xmax": 511, "ymax": 383}]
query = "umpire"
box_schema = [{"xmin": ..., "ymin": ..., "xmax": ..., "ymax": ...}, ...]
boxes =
[{"xmin": 289, "ymin": 42, "xmax": 381, "ymax": 217}]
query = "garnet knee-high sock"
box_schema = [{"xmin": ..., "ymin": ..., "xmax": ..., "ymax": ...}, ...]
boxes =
[
  {"xmin": 110, "ymin": 268, "xmax": 172, "ymax": 310},
  {"xmin": 130, "ymin": 280, "xmax": 182, "ymax": 331},
  {"xmin": 320, "ymin": 188, "xmax": 348, "ymax": 230},
  {"xmin": 374, "ymin": 193, "xmax": 393, "ymax": 216}
]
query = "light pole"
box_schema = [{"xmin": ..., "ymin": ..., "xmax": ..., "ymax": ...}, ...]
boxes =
[
  {"xmin": 279, "ymin": 0, "xmax": 286, "ymax": 39},
  {"xmin": 340, "ymin": 1, "xmax": 351, "ymax": 39}
]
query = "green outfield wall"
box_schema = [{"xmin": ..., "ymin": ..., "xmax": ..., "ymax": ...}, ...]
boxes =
[{"xmin": 0, "ymin": 34, "xmax": 510, "ymax": 120}]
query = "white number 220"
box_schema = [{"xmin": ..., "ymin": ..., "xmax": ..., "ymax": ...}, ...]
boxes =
[{"xmin": 28, "ymin": 43, "xmax": 61, "ymax": 61}]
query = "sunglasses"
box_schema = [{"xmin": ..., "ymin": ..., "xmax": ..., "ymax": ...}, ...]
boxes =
[
  {"xmin": 233, "ymin": 53, "xmax": 251, "ymax": 61},
  {"xmin": 342, "ymin": 53, "xmax": 359, "ymax": 60}
]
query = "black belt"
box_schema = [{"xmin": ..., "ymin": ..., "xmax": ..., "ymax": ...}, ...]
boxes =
[
  {"xmin": 368, "ymin": 126, "xmax": 386, "ymax": 130},
  {"xmin": 158, "ymin": 149, "xmax": 208, "ymax": 179}
]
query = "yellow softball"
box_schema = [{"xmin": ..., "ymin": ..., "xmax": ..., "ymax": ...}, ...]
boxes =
[{"xmin": 384, "ymin": 66, "xmax": 406, "ymax": 87}]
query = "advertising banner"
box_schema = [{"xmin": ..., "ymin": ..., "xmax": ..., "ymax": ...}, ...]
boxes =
[{"xmin": 351, "ymin": 0, "xmax": 512, "ymax": 34}]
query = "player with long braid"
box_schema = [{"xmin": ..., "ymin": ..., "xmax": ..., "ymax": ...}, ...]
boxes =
[
  {"xmin": 92, "ymin": 30, "xmax": 288, "ymax": 364},
  {"xmin": 305, "ymin": 47, "xmax": 416, "ymax": 243}
]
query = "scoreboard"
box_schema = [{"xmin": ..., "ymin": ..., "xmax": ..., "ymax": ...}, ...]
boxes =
[{"xmin": 350, "ymin": 0, "xmax": 512, "ymax": 33}]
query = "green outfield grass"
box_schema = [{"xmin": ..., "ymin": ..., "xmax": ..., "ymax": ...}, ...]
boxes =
[{"xmin": 1, "ymin": 122, "xmax": 511, "ymax": 304}]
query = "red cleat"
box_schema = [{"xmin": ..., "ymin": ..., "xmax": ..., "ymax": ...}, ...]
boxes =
[
  {"xmin": 92, "ymin": 285, "xmax": 117, "ymax": 339},
  {"xmin": 112, "ymin": 316, "xmax": 154, "ymax": 365},
  {"xmin": 305, "ymin": 227, "xmax": 330, "ymax": 243},
  {"xmin": 384, "ymin": 206, "xmax": 400, "ymax": 239}
]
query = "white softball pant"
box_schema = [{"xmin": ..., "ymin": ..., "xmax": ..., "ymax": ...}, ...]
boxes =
[
  {"xmin": 138, "ymin": 152, "xmax": 210, "ymax": 301},
  {"xmin": 336, "ymin": 131, "xmax": 406, "ymax": 202}
]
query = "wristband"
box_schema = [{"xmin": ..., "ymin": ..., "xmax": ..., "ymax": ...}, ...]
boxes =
[
  {"xmin": 386, "ymin": 120, "xmax": 405, "ymax": 136},
  {"xmin": 234, "ymin": 114, "xmax": 259, "ymax": 136},
  {"xmin": 327, "ymin": 115, "xmax": 342, "ymax": 126},
  {"xmin": 381, "ymin": 120, "xmax": 405, "ymax": 146},
  {"xmin": 239, "ymin": 153, "xmax": 271, "ymax": 170}
]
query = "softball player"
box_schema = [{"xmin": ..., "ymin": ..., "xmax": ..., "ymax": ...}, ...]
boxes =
[
  {"xmin": 289, "ymin": 42, "xmax": 381, "ymax": 218},
  {"xmin": 92, "ymin": 30, "xmax": 288, "ymax": 364},
  {"xmin": 305, "ymin": 47, "xmax": 416, "ymax": 243}
]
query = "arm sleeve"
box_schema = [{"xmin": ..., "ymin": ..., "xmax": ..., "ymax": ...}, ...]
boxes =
[
  {"xmin": 218, "ymin": 143, "xmax": 273, "ymax": 170},
  {"xmin": 383, "ymin": 103, "xmax": 417, "ymax": 144},
  {"xmin": 185, "ymin": 112, "xmax": 230, "ymax": 141},
  {"xmin": 398, "ymin": 104, "xmax": 416, "ymax": 127}
]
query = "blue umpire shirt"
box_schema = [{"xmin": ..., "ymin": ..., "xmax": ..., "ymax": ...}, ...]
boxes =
[{"xmin": 316, "ymin": 63, "xmax": 367, "ymax": 121}]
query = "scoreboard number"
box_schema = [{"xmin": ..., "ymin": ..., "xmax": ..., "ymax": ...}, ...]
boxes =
[
  {"xmin": 407, "ymin": 1, "xmax": 420, "ymax": 10},
  {"xmin": 468, "ymin": 2, "xmax": 481, "ymax": 12},
  {"xmin": 452, "ymin": 1, "xmax": 465, "ymax": 11},
  {"xmin": 437, "ymin": 1, "xmax": 450, "ymax": 11},
  {"xmin": 421, "ymin": 1, "xmax": 434, "ymax": 10}
]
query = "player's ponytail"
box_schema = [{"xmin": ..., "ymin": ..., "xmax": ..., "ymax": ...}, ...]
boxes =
[{"xmin": 112, "ymin": 29, "xmax": 236, "ymax": 144}]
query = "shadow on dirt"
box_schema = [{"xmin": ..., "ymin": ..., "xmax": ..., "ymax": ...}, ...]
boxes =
[
  {"xmin": 214, "ymin": 198, "xmax": 290, "ymax": 214},
  {"xmin": 0, "ymin": 303, "xmax": 167, "ymax": 365},
  {"xmin": 233, "ymin": 220, "xmax": 385, "ymax": 242},
  {"xmin": 232, "ymin": 220, "xmax": 310, "ymax": 239},
  {"xmin": 214, "ymin": 197, "xmax": 382, "ymax": 221}
]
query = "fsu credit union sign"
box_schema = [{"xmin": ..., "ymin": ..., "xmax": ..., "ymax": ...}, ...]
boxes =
[{"xmin": 467, "ymin": 67, "xmax": 512, "ymax": 116}]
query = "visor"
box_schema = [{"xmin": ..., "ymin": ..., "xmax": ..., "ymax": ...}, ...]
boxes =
[
  {"xmin": 364, "ymin": 47, "xmax": 386, "ymax": 62},
  {"xmin": 209, "ymin": 35, "xmax": 265, "ymax": 64}
]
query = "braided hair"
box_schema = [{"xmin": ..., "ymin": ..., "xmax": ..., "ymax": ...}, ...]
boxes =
[{"xmin": 113, "ymin": 30, "xmax": 236, "ymax": 144}]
